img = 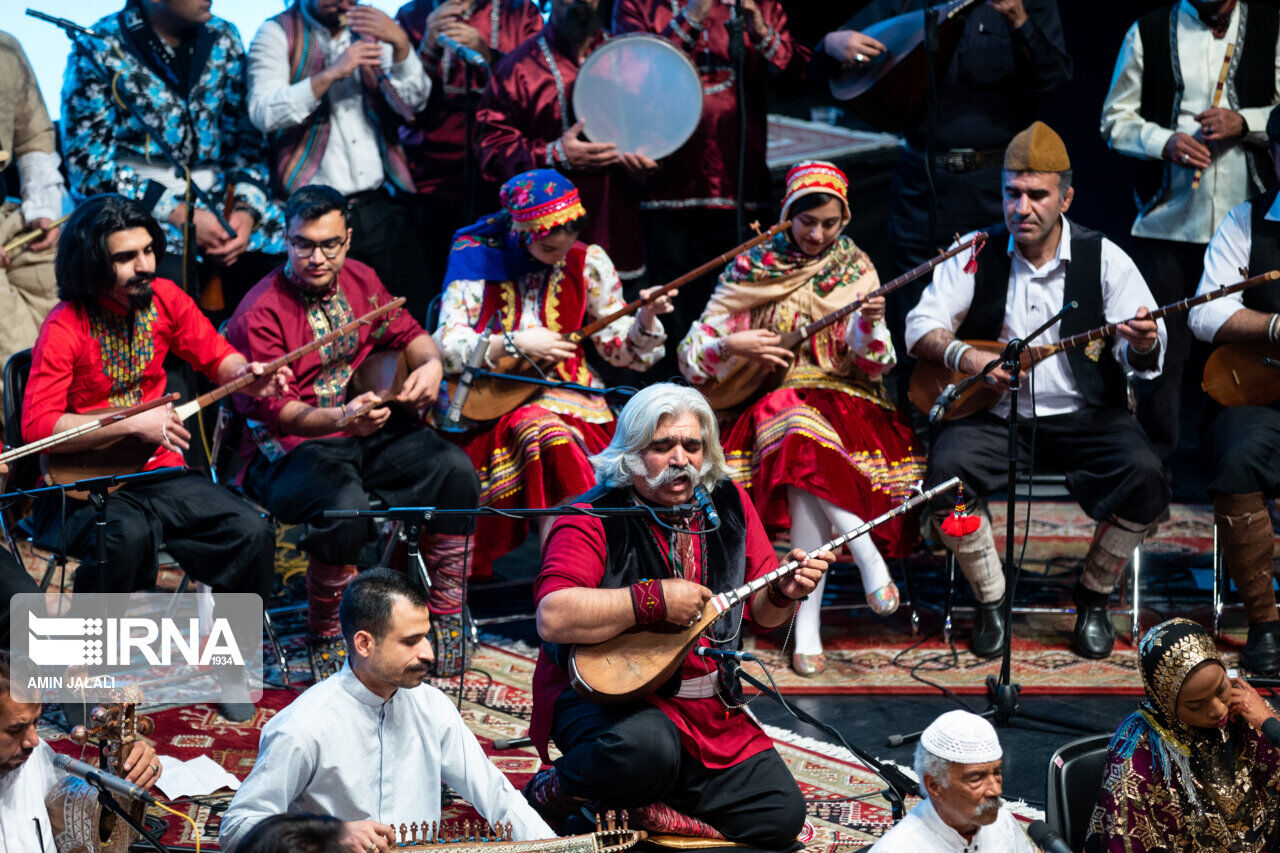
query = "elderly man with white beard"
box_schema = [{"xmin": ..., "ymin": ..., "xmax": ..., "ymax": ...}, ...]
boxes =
[
  {"xmin": 523, "ymin": 382, "xmax": 833, "ymax": 849},
  {"xmin": 872, "ymin": 710, "xmax": 1034, "ymax": 852}
]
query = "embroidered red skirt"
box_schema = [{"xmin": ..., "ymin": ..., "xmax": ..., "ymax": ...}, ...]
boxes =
[
  {"xmin": 721, "ymin": 384, "xmax": 926, "ymax": 558},
  {"xmin": 453, "ymin": 401, "xmax": 614, "ymax": 575}
]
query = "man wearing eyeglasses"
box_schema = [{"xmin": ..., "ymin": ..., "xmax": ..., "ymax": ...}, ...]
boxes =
[{"xmin": 225, "ymin": 184, "xmax": 481, "ymax": 681}]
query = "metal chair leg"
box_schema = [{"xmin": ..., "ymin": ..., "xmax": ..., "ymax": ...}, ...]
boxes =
[
  {"xmin": 944, "ymin": 553, "xmax": 956, "ymax": 645},
  {"xmin": 901, "ymin": 557, "xmax": 919, "ymax": 636},
  {"xmin": 1213, "ymin": 521, "xmax": 1222, "ymax": 637},
  {"xmin": 1129, "ymin": 545, "xmax": 1141, "ymax": 645},
  {"xmin": 263, "ymin": 609, "xmax": 290, "ymax": 686}
]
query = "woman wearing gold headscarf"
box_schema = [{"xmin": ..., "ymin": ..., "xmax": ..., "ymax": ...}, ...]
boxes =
[{"xmin": 1085, "ymin": 618, "xmax": 1280, "ymax": 852}]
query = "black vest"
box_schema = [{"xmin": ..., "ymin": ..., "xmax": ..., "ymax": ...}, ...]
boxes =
[
  {"xmin": 542, "ymin": 480, "xmax": 749, "ymax": 697},
  {"xmin": 1134, "ymin": 2, "xmax": 1279, "ymax": 214},
  {"xmin": 1247, "ymin": 188, "xmax": 1280, "ymax": 312},
  {"xmin": 959, "ymin": 222, "xmax": 1127, "ymax": 409}
]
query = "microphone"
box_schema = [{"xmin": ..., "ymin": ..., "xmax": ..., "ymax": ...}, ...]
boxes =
[
  {"xmin": 691, "ymin": 484, "xmax": 721, "ymax": 528},
  {"xmin": 445, "ymin": 321, "xmax": 495, "ymax": 428},
  {"xmin": 52, "ymin": 754, "xmax": 157, "ymax": 805},
  {"xmin": 437, "ymin": 32, "xmax": 489, "ymax": 70},
  {"xmin": 929, "ymin": 383, "xmax": 958, "ymax": 424},
  {"xmin": 1026, "ymin": 820, "xmax": 1072, "ymax": 853},
  {"xmin": 492, "ymin": 735, "xmax": 533, "ymax": 750},
  {"xmin": 694, "ymin": 647, "xmax": 754, "ymax": 661},
  {"xmin": 25, "ymin": 9, "xmax": 109, "ymax": 39},
  {"xmin": 1263, "ymin": 357, "xmax": 1280, "ymax": 370}
]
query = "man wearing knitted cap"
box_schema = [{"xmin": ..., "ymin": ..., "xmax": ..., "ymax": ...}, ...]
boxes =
[
  {"xmin": 871, "ymin": 710, "xmax": 1033, "ymax": 851},
  {"xmin": 906, "ymin": 122, "xmax": 1170, "ymax": 661},
  {"xmin": 1187, "ymin": 104, "xmax": 1280, "ymax": 675}
]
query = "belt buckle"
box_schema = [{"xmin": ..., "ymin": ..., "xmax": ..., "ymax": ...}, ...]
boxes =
[{"xmin": 945, "ymin": 148, "xmax": 977, "ymax": 173}]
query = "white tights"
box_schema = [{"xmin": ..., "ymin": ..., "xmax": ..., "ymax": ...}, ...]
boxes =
[{"xmin": 787, "ymin": 486, "xmax": 891, "ymax": 655}]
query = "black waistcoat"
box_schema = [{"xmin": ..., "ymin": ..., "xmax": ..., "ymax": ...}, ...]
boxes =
[
  {"xmin": 1247, "ymin": 188, "xmax": 1280, "ymax": 313},
  {"xmin": 1133, "ymin": 2, "xmax": 1279, "ymax": 215},
  {"xmin": 542, "ymin": 480, "xmax": 749, "ymax": 696},
  {"xmin": 957, "ymin": 221, "xmax": 1126, "ymax": 409}
]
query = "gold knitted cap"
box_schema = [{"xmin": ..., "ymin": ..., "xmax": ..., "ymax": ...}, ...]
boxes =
[{"xmin": 1003, "ymin": 121, "xmax": 1071, "ymax": 173}]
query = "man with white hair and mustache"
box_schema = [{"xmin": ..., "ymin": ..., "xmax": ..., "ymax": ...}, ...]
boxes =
[
  {"xmin": 871, "ymin": 710, "xmax": 1033, "ymax": 851},
  {"xmin": 524, "ymin": 382, "xmax": 833, "ymax": 849}
]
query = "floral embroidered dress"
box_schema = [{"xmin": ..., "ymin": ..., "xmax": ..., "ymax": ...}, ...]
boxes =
[
  {"xmin": 60, "ymin": 3, "xmax": 284, "ymax": 257},
  {"xmin": 435, "ymin": 172, "xmax": 666, "ymax": 573},
  {"xmin": 1085, "ymin": 618, "xmax": 1280, "ymax": 853},
  {"xmin": 679, "ymin": 230, "xmax": 924, "ymax": 557}
]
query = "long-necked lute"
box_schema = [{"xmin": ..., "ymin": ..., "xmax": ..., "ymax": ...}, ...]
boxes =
[
  {"xmin": 1203, "ymin": 338, "xmax": 1280, "ymax": 407},
  {"xmin": 568, "ymin": 477, "xmax": 960, "ymax": 705},
  {"xmin": 385, "ymin": 812, "xmax": 645, "ymax": 851},
  {"xmin": 701, "ymin": 233, "xmax": 988, "ymax": 412},
  {"xmin": 2, "ymin": 212, "xmax": 70, "ymax": 258},
  {"xmin": 909, "ymin": 270, "xmax": 1280, "ymax": 421},
  {"xmin": 445, "ymin": 223, "xmax": 793, "ymax": 423},
  {"xmin": 46, "ymin": 297, "xmax": 406, "ymax": 496}
]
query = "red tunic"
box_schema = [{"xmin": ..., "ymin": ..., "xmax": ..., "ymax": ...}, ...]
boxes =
[
  {"xmin": 613, "ymin": 0, "xmax": 808, "ymax": 212},
  {"xmin": 22, "ymin": 279, "xmax": 236, "ymax": 471},
  {"xmin": 477, "ymin": 23, "xmax": 647, "ymax": 278},
  {"xmin": 395, "ymin": 0, "xmax": 544, "ymax": 200},
  {"xmin": 225, "ymin": 259, "xmax": 427, "ymax": 462},
  {"xmin": 531, "ymin": 482, "xmax": 778, "ymax": 770}
]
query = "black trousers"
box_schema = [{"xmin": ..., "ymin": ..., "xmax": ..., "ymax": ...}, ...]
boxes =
[
  {"xmin": 31, "ymin": 471, "xmax": 275, "ymax": 600},
  {"xmin": 1134, "ymin": 237, "xmax": 1208, "ymax": 462},
  {"xmin": 924, "ymin": 407, "xmax": 1170, "ymax": 525},
  {"xmin": 640, "ymin": 208, "xmax": 742, "ymax": 383},
  {"xmin": 551, "ymin": 691, "xmax": 805, "ymax": 850},
  {"xmin": 347, "ymin": 188, "xmax": 434, "ymax": 325},
  {"xmin": 0, "ymin": 547, "xmax": 39, "ymax": 650},
  {"xmin": 1206, "ymin": 406, "xmax": 1280, "ymax": 496},
  {"xmin": 242, "ymin": 414, "xmax": 480, "ymax": 565}
]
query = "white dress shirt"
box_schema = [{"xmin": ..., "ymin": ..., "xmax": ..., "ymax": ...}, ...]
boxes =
[
  {"xmin": 1101, "ymin": 1, "xmax": 1280, "ymax": 244},
  {"xmin": 218, "ymin": 664, "xmax": 553, "ymax": 852},
  {"xmin": 16, "ymin": 151, "xmax": 69, "ymax": 225},
  {"xmin": 905, "ymin": 217, "xmax": 1166, "ymax": 419},
  {"xmin": 869, "ymin": 799, "xmax": 1035, "ymax": 853},
  {"xmin": 246, "ymin": 6, "xmax": 429, "ymax": 196},
  {"xmin": 0, "ymin": 739, "xmax": 61, "ymax": 853},
  {"xmin": 1189, "ymin": 193, "xmax": 1280, "ymax": 340}
]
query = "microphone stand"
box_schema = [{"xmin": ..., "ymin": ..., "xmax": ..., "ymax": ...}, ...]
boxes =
[
  {"xmin": 0, "ymin": 467, "xmax": 189, "ymax": 595},
  {"xmin": 891, "ymin": 302, "xmax": 1105, "ymax": 744},
  {"xmin": 735, "ymin": 667, "xmax": 912, "ymax": 821},
  {"xmin": 728, "ymin": 0, "xmax": 747, "ymax": 242},
  {"xmin": 29, "ymin": 9, "xmax": 235, "ymax": 295},
  {"xmin": 95, "ymin": 788, "xmax": 171, "ymax": 853}
]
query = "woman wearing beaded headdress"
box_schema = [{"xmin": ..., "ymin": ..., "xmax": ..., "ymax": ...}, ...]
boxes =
[
  {"xmin": 1085, "ymin": 617, "xmax": 1280, "ymax": 852},
  {"xmin": 436, "ymin": 169, "xmax": 674, "ymax": 575},
  {"xmin": 677, "ymin": 161, "xmax": 926, "ymax": 676}
]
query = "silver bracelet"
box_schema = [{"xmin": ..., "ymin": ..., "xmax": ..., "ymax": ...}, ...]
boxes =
[
  {"xmin": 943, "ymin": 340, "xmax": 972, "ymax": 372},
  {"xmin": 1269, "ymin": 313, "xmax": 1280, "ymax": 344}
]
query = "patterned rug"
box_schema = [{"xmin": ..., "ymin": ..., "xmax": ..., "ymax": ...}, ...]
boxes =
[{"xmin": 39, "ymin": 640, "xmax": 930, "ymax": 852}]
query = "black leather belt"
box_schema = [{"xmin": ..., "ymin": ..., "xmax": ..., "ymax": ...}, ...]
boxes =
[{"xmin": 932, "ymin": 147, "xmax": 1005, "ymax": 174}]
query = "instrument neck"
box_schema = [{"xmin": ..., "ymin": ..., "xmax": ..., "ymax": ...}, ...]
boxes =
[
  {"xmin": 789, "ymin": 235, "xmax": 984, "ymax": 347},
  {"xmin": 568, "ymin": 222, "xmax": 791, "ymax": 343}
]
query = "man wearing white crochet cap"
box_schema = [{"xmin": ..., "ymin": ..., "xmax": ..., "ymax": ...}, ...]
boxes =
[{"xmin": 871, "ymin": 710, "xmax": 1033, "ymax": 852}]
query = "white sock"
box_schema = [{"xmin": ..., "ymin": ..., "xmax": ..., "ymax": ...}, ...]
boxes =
[
  {"xmin": 817, "ymin": 497, "xmax": 891, "ymax": 596},
  {"xmin": 788, "ymin": 487, "xmax": 830, "ymax": 656}
]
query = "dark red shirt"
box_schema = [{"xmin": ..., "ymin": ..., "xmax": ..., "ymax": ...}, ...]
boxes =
[
  {"xmin": 531, "ymin": 481, "xmax": 779, "ymax": 769},
  {"xmin": 225, "ymin": 260, "xmax": 427, "ymax": 460},
  {"xmin": 395, "ymin": 0, "xmax": 545, "ymax": 199},
  {"xmin": 613, "ymin": 0, "xmax": 808, "ymax": 211},
  {"xmin": 22, "ymin": 279, "xmax": 236, "ymax": 470},
  {"xmin": 477, "ymin": 23, "xmax": 646, "ymax": 277}
]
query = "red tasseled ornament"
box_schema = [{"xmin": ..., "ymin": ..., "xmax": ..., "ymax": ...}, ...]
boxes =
[
  {"xmin": 940, "ymin": 485, "xmax": 980, "ymax": 537},
  {"xmin": 962, "ymin": 232, "xmax": 988, "ymax": 275}
]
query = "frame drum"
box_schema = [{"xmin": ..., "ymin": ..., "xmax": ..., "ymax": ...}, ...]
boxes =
[{"xmin": 572, "ymin": 33, "xmax": 703, "ymax": 160}]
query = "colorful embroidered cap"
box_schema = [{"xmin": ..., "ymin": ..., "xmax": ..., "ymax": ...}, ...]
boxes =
[
  {"xmin": 500, "ymin": 169, "xmax": 587, "ymax": 243},
  {"xmin": 780, "ymin": 160, "xmax": 850, "ymax": 225},
  {"xmin": 920, "ymin": 710, "xmax": 1003, "ymax": 765}
]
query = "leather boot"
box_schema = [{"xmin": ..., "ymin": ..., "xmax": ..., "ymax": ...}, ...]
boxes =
[
  {"xmin": 1071, "ymin": 583, "xmax": 1116, "ymax": 659},
  {"xmin": 1243, "ymin": 622, "xmax": 1280, "ymax": 676},
  {"xmin": 971, "ymin": 599, "xmax": 1007, "ymax": 660}
]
